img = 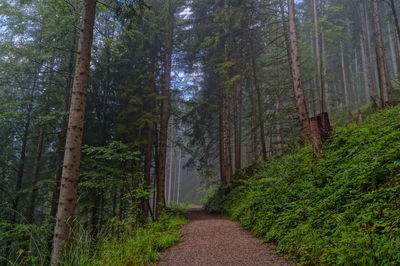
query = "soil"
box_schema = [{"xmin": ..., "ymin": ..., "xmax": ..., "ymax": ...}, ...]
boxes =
[{"xmin": 158, "ymin": 206, "xmax": 292, "ymax": 266}]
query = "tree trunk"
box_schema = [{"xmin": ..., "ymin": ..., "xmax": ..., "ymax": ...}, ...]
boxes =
[
  {"xmin": 176, "ymin": 149, "xmax": 181, "ymax": 204},
  {"xmin": 340, "ymin": 41, "xmax": 349, "ymax": 107},
  {"xmin": 156, "ymin": 0, "xmax": 175, "ymax": 219},
  {"xmin": 143, "ymin": 127, "xmax": 153, "ymax": 221},
  {"xmin": 372, "ymin": 0, "xmax": 391, "ymax": 106},
  {"xmin": 287, "ymin": 0, "xmax": 312, "ymax": 143},
  {"xmin": 250, "ymin": 88, "xmax": 258, "ymax": 162},
  {"xmin": 167, "ymin": 124, "xmax": 174, "ymax": 204},
  {"xmin": 219, "ymin": 95, "xmax": 233, "ymax": 184},
  {"xmin": 313, "ymin": 0, "xmax": 324, "ymax": 113},
  {"xmin": 388, "ymin": 0, "xmax": 400, "ymax": 45},
  {"xmin": 251, "ymin": 52, "xmax": 267, "ymax": 161},
  {"xmin": 233, "ymin": 84, "xmax": 242, "ymax": 169},
  {"xmin": 11, "ymin": 105, "xmax": 32, "ymax": 223},
  {"xmin": 388, "ymin": 21, "xmax": 399, "ymax": 77},
  {"xmin": 361, "ymin": 1, "xmax": 379, "ymax": 106},
  {"xmin": 50, "ymin": 30, "xmax": 77, "ymax": 223},
  {"xmin": 26, "ymin": 127, "xmax": 45, "ymax": 224},
  {"xmin": 321, "ymin": 30, "xmax": 329, "ymax": 110},
  {"xmin": 360, "ymin": 34, "xmax": 371, "ymax": 103},
  {"xmin": 51, "ymin": 0, "xmax": 96, "ymax": 263}
]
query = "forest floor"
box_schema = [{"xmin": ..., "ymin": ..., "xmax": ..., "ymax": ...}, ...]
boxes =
[{"xmin": 158, "ymin": 206, "xmax": 291, "ymax": 266}]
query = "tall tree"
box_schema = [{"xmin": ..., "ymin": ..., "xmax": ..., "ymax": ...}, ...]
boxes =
[
  {"xmin": 156, "ymin": 0, "xmax": 176, "ymax": 218},
  {"xmin": 372, "ymin": 0, "xmax": 391, "ymax": 107},
  {"xmin": 287, "ymin": 0, "xmax": 312, "ymax": 143},
  {"xmin": 51, "ymin": 0, "xmax": 97, "ymax": 263},
  {"xmin": 313, "ymin": 0, "xmax": 325, "ymax": 112}
]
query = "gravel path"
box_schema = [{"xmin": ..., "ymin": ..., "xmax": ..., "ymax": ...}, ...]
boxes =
[{"xmin": 158, "ymin": 206, "xmax": 291, "ymax": 266}]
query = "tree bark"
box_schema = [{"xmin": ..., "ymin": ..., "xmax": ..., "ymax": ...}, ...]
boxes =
[
  {"xmin": 167, "ymin": 123, "xmax": 174, "ymax": 204},
  {"xmin": 372, "ymin": 0, "xmax": 391, "ymax": 106},
  {"xmin": 313, "ymin": 0, "xmax": 325, "ymax": 112},
  {"xmin": 340, "ymin": 41, "xmax": 349, "ymax": 107},
  {"xmin": 388, "ymin": 21, "xmax": 399, "ymax": 77},
  {"xmin": 233, "ymin": 83, "xmax": 242, "ymax": 169},
  {"xmin": 287, "ymin": 0, "xmax": 312, "ymax": 143},
  {"xmin": 26, "ymin": 127, "xmax": 45, "ymax": 224},
  {"xmin": 50, "ymin": 29, "xmax": 77, "ymax": 224},
  {"xmin": 143, "ymin": 126, "xmax": 153, "ymax": 221},
  {"xmin": 51, "ymin": 0, "xmax": 96, "ymax": 263},
  {"xmin": 176, "ymin": 149, "xmax": 181, "ymax": 204},
  {"xmin": 156, "ymin": 0, "xmax": 175, "ymax": 219},
  {"xmin": 250, "ymin": 51, "xmax": 267, "ymax": 161},
  {"xmin": 387, "ymin": 0, "xmax": 400, "ymax": 45},
  {"xmin": 219, "ymin": 94, "xmax": 233, "ymax": 184},
  {"xmin": 360, "ymin": 34, "xmax": 371, "ymax": 103}
]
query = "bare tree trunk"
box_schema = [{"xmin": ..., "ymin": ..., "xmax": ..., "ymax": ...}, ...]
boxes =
[
  {"xmin": 251, "ymin": 53, "xmax": 267, "ymax": 161},
  {"xmin": 219, "ymin": 0, "xmax": 233, "ymax": 184},
  {"xmin": 313, "ymin": 0, "xmax": 324, "ymax": 112},
  {"xmin": 250, "ymin": 89, "xmax": 258, "ymax": 162},
  {"xmin": 51, "ymin": 0, "xmax": 96, "ymax": 263},
  {"xmin": 321, "ymin": 31, "xmax": 329, "ymax": 110},
  {"xmin": 360, "ymin": 34, "xmax": 371, "ymax": 103},
  {"xmin": 143, "ymin": 127, "xmax": 153, "ymax": 220},
  {"xmin": 26, "ymin": 127, "xmax": 45, "ymax": 224},
  {"xmin": 219, "ymin": 93, "xmax": 233, "ymax": 184},
  {"xmin": 354, "ymin": 49, "xmax": 360, "ymax": 105},
  {"xmin": 167, "ymin": 124, "xmax": 174, "ymax": 204},
  {"xmin": 388, "ymin": 21, "xmax": 399, "ymax": 77},
  {"xmin": 372, "ymin": 0, "xmax": 391, "ymax": 106},
  {"xmin": 362, "ymin": 1, "xmax": 379, "ymax": 106},
  {"xmin": 176, "ymin": 148, "xmax": 181, "ymax": 204},
  {"xmin": 387, "ymin": 0, "xmax": 400, "ymax": 45},
  {"xmin": 287, "ymin": 0, "xmax": 312, "ymax": 143},
  {"xmin": 234, "ymin": 84, "xmax": 242, "ymax": 169},
  {"xmin": 156, "ymin": 0, "xmax": 175, "ymax": 218},
  {"xmin": 340, "ymin": 41, "xmax": 349, "ymax": 107}
]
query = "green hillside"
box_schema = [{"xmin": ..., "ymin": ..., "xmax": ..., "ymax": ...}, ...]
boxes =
[{"xmin": 205, "ymin": 106, "xmax": 400, "ymax": 265}]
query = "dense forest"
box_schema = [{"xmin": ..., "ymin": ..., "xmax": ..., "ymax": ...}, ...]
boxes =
[{"xmin": 0, "ymin": 0, "xmax": 399, "ymax": 264}]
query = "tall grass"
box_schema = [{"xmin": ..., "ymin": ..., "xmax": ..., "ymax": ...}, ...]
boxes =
[{"xmin": 64, "ymin": 212, "xmax": 187, "ymax": 265}]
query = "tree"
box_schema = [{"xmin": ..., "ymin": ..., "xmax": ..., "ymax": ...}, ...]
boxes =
[
  {"xmin": 372, "ymin": 0, "xmax": 391, "ymax": 107},
  {"xmin": 287, "ymin": 0, "xmax": 312, "ymax": 143},
  {"xmin": 51, "ymin": 0, "xmax": 97, "ymax": 263},
  {"xmin": 156, "ymin": 0, "xmax": 177, "ymax": 218}
]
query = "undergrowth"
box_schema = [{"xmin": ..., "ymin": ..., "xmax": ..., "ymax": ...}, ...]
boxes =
[
  {"xmin": 0, "ymin": 210, "xmax": 187, "ymax": 265},
  {"xmin": 205, "ymin": 105, "xmax": 400, "ymax": 265},
  {"xmin": 64, "ymin": 211, "xmax": 187, "ymax": 266}
]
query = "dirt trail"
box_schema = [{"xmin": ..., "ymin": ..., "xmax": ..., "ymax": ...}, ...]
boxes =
[{"xmin": 158, "ymin": 206, "xmax": 291, "ymax": 266}]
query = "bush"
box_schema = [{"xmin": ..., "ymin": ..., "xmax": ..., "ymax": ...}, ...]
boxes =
[{"xmin": 205, "ymin": 106, "xmax": 400, "ymax": 265}]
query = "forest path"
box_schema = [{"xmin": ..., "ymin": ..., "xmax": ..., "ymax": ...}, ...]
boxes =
[{"xmin": 158, "ymin": 206, "xmax": 291, "ymax": 266}]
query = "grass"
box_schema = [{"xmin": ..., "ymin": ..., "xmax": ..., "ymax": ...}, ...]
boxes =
[
  {"xmin": 64, "ymin": 212, "xmax": 188, "ymax": 266},
  {"xmin": 205, "ymin": 105, "xmax": 400, "ymax": 265}
]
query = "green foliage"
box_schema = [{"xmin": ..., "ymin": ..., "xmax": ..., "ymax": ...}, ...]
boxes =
[
  {"xmin": 205, "ymin": 106, "xmax": 400, "ymax": 265},
  {"xmin": 0, "ymin": 221, "xmax": 51, "ymax": 265},
  {"xmin": 64, "ymin": 213, "xmax": 187, "ymax": 266}
]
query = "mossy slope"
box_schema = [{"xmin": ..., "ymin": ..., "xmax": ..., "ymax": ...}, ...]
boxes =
[{"xmin": 205, "ymin": 106, "xmax": 400, "ymax": 265}]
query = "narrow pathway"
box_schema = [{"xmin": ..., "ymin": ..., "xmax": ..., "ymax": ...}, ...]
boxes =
[{"xmin": 158, "ymin": 206, "xmax": 291, "ymax": 266}]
